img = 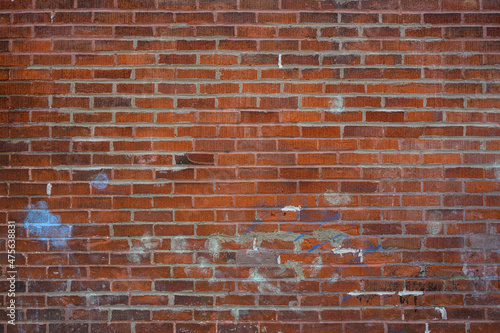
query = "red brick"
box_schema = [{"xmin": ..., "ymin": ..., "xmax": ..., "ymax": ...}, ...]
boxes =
[{"xmin": 1, "ymin": 3, "xmax": 497, "ymax": 329}]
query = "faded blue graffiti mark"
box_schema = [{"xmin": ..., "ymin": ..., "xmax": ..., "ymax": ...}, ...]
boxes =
[
  {"xmin": 243, "ymin": 199, "xmax": 270, "ymax": 235},
  {"xmin": 91, "ymin": 173, "xmax": 108, "ymax": 190},
  {"xmin": 307, "ymin": 232, "xmax": 344, "ymax": 252},
  {"xmin": 286, "ymin": 210, "xmax": 340, "ymax": 234},
  {"xmin": 342, "ymin": 295, "xmax": 351, "ymax": 302},
  {"xmin": 364, "ymin": 244, "xmax": 382, "ymax": 253},
  {"xmin": 23, "ymin": 201, "xmax": 70, "ymax": 246},
  {"xmin": 293, "ymin": 212, "xmax": 341, "ymax": 242}
]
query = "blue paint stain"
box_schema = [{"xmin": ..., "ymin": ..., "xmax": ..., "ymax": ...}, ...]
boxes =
[
  {"xmin": 342, "ymin": 295, "xmax": 352, "ymax": 302},
  {"xmin": 243, "ymin": 199, "xmax": 274, "ymax": 235},
  {"xmin": 288, "ymin": 211, "xmax": 340, "ymax": 241},
  {"xmin": 23, "ymin": 201, "xmax": 70, "ymax": 246},
  {"xmin": 308, "ymin": 240, "xmax": 329, "ymax": 252},
  {"xmin": 91, "ymin": 173, "xmax": 108, "ymax": 190},
  {"xmin": 365, "ymin": 244, "xmax": 382, "ymax": 253},
  {"xmin": 294, "ymin": 234, "xmax": 305, "ymax": 241},
  {"xmin": 307, "ymin": 233, "xmax": 345, "ymax": 252},
  {"xmin": 244, "ymin": 217, "xmax": 262, "ymax": 235}
]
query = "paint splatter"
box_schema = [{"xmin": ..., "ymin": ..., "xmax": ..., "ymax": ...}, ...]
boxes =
[
  {"xmin": 23, "ymin": 201, "xmax": 70, "ymax": 246},
  {"xmin": 91, "ymin": 173, "xmax": 108, "ymax": 190}
]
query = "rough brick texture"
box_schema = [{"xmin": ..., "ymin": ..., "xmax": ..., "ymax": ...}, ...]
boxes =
[{"xmin": 1, "ymin": 0, "xmax": 499, "ymax": 332}]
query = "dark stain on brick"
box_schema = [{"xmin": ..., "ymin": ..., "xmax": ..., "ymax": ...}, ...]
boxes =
[{"xmin": 175, "ymin": 153, "xmax": 215, "ymax": 165}]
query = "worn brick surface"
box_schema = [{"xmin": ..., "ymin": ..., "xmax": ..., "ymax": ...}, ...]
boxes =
[{"xmin": 0, "ymin": 0, "xmax": 499, "ymax": 332}]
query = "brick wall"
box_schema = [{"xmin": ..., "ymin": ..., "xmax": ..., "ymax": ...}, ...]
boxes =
[{"xmin": 1, "ymin": 0, "xmax": 499, "ymax": 332}]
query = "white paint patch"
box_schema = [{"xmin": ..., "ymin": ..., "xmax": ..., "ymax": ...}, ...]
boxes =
[
  {"xmin": 332, "ymin": 247, "xmax": 363, "ymax": 262},
  {"xmin": 278, "ymin": 54, "xmax": 283, "ymax": 68},
  {"xmin": 425, "ymin": 323, "xmax": 431, "ymax": 333},
  {"xmin": 331, "ymin": 248, "xmax": 358, "ymax": 255},
  {"xmin": 435, "ymin": 307, "xmax": 447, "ymax": 320},
  {"xmin": 208, "ymin": 238, "xmax": 220, "ymax": 260},
  {"xmin": 427, "ymin": 222, "xmax": 442, "ymax": 235},
  {"xmin": 324, "ymin": 190, "xmax": 351, "ymax": 206},
  {"xmin": 328, "ymin": 97, "xmax": 344, "ymax": 113},
  {"xmin": 281, "ymin": 205, "xmax": 301, "ymax": 212},
  {"xmin": 253, "ymin": 238, "xmax": 258, "ymax": 251},
  {"xmin": 230, "ymin": 309, "xmax": 239, "ymax": 322},
  {"xmin": 46, "ymin": 183, "xmax": 52, "ymax": 196}
]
